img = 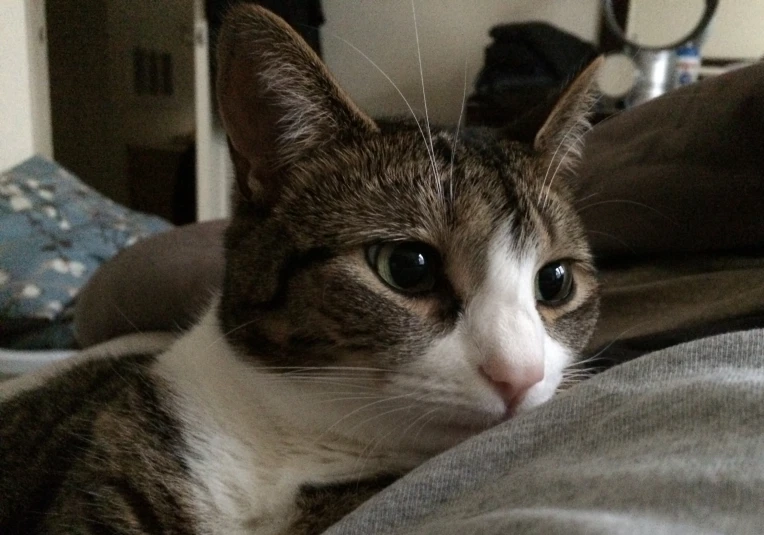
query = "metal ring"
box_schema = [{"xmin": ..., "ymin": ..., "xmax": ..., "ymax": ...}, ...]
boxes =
[{"xmin": 602, "ymin": 0, "xmax": 719, "ymax": 51}]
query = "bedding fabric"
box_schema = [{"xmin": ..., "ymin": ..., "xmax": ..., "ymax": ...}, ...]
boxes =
[
  {"xmin": 325, "ymin": 329, "xmax": 764, "ymax": 535},
  {"xmin": 0, "ymin": 156, "xmax": 171, "ymax": 349}
]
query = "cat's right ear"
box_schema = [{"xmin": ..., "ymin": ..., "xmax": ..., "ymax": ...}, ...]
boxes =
[
  {"xmin": 216, "ymin": 5, "xmax": 377, "ymax": 204},
  {"xmin": 532, "ymin": 57, "xmax": 603, "ymax": 185}
]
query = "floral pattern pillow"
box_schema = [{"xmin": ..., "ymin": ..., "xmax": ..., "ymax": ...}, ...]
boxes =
[{"xmin": 0, "ymin": 156, "xmax": 171, "ymax": 349}]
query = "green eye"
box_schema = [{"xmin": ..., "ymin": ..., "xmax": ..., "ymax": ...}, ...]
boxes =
[
  {"xmin": 367, "ymin": 242, "xmax": 438, "ymax": 294},
  {"xmin": 535, "ymin": 261, "xmax": 573, "ymax": 304}
]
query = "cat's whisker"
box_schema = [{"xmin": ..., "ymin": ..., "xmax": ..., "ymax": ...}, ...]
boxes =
[
  {"xmin": 411, "ymin": 407, "xmax": 443, "ymax": 444},
  {"xmin": 577, "ymin": 199, "xmax": 678, "ymax": 225},
  {"xmin": 255, "ymin": 367, "xmax": 391, "ymax": 378},
  {"xmin": 271, "ymin": 370, "xmax": 385, "ymax": 379},
  {"xmin": 540, "ymin": 92, "xmax": 602, "ymax": 209},
  {"xmin": 201, "ymin": 318, "xmax": 260, "ymax": 353},
  {"xmin": 410, "ymin": 0, "xmax": 443, "ymax": 202},
  {"xmin": 267, "ymin": 377, "xmax": 375, "ymax": 386},
  {"xmin": 351, "ymin": 402, "xmax": 420, "ymax": 443},
  {"xmin": 571, "ymin": 353, "xmax": 611, "ymax": 367},
  {"xmin": 397, "ymin": 406, "xmax": 441, "ymax": 446},
  {"xmin": 350, "ymin": 402, "xmax": 421, "ymax": 479},
  {"xmin": 574, "ymin": 191, "xmax": 601, "ymax": 206},
  {"xmin": 253, "ymin": 365, "xmax": 392, "ymax": 372},
  {"xmin": 313, "ymin": 25, "xmax": 435, "ymax": 175},
  {"xmin": 538, "ymin": 128, "xmax": 572, "ymax": 207},
  {"xmin": 449, "ymin": 56, "xmax": 469, "ymax": 208},
  {"xmin": 109, "ymin": 302, "xmax": 143, "ymax": 336},
  {"xmin": 322, "ymin": 393, "xmax": 417, "ymax": 436},
  {"xmin": 542, "ymin": 132, "xmax": 585, "ymax": 209},
  {"xmin": 261, "ymin": 377, "xmax": 379, "ymax": 392},
  {"xmin": 575, "ymin": 320, "xmax": 658, "ymax": 370},
  {"xmin": 586, "ymin": 229, "xmax": 637, "ymax": 254},
  {"xmin": 314, "ymin": 395, "xmax": 389, "ymax": 404}
]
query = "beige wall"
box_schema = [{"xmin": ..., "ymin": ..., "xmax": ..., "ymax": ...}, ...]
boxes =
[
  {"xmin": 627, "ymin": 0, "xmax": 764, "ymax": 58},
  {"xmin": 0, "ymin": 0, "xmax": 51, "ymax": 172},
  {"xmin": 322, "ymin": 0, "xmax": 601, "ymax": 125}
]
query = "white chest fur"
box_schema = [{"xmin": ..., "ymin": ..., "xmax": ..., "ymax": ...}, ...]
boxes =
[{"xmin": 153, "ymin": 305, "xmax": 415, "ymax": 534}]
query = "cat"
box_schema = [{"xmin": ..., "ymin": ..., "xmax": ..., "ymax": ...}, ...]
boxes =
[{"xmin": 0, "ymin": 4, "xmax": 600, "ymax": 534}]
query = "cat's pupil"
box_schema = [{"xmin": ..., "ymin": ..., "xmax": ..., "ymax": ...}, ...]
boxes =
[
  {"xmin": 368, "ymin": 242, "xmax": 437, "ymax": 293},
  {"xmin": 389, "ymin": 246, "xmax": 427, "ymax": 287},
  {"xmin": 535, "ymin": 262, "xmax": 573, "ymax": 304}
]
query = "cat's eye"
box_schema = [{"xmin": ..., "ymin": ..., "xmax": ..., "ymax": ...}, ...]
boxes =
[
  {"xmin": 535, "ymin": 261, "xmax": 573, "ymax": 304},
  {"xmin": 367, "ymin": 242, "xmax": 438, "ymax": 294}
]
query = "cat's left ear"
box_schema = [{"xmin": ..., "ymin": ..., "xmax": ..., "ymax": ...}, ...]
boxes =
[
  {"xmin": 216, "ymin": 5, "xmax": 377, "ymax": 204},
  {"xmin": 533, "ymin": 57, "xmax": 603, "ymax": 180}
]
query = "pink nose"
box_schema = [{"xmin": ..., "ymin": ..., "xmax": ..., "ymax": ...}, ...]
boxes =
[{"xmin": 480, "ymin": 356, "xmax": 544, "ymax": 411}]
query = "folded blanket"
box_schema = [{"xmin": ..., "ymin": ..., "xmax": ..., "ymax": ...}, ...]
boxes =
[{"xmin": 0, "ymin": 157, "xmax": 170, "ymax": 349}]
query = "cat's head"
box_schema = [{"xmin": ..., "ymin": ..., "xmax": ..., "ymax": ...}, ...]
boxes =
[{"xmin": 216, "ymin": 5, "xmax": 599, "ymax": 454}]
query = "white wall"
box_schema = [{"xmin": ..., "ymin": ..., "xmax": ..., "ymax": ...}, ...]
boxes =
[
  {"xmin": 25, "ymin": 0, "xmax": 52, "ymax": 162},
  {"xmin": 627, "ymin": 0, "xmax": 764, "ymax": 59},
  {"xmin": 0, "ymin": 0, "xmax": 51, "ymax": 172},
  {"xmin": 194, "ymin": 0, "xmax": 231, "ymax": 221},
  {"xmin": 322, "ymin": 0, "xmax": 601, "ymax": 125}
]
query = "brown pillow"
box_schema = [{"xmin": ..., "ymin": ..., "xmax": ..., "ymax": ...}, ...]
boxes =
[
  {"xmin": 73, "ymin": 221, "xmax": 226, "ymax": 348},
  {"xmin": 577, "ymin": 62, "xmax": 764, "ymax": 360},
  {"xmin": 577, "ymin": 61, "xmax": 764, "ymax": 258}
]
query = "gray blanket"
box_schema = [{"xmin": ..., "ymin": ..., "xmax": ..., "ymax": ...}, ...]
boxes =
[{"xmin": 326, "ymin": 329, "xmax": 764, "ymax": 534}]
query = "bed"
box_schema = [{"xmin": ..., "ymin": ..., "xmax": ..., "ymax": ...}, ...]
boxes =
[
  {"xmin": 0, "ymin": 156, "xmax": 170, "ymax": 377},
  {"xmin": 2, "ymin": 60, "xmax": 764, "ymax": 532}
]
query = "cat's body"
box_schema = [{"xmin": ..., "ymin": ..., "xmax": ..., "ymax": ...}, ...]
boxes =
[{"xmin": 0, "ymin": 5, "xmax": 600, "ymax": 534}]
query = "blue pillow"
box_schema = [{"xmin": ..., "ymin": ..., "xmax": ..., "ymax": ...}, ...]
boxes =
[{"xmin": 0, "ymin": 156, "xmax": 172, "ymax": 349}]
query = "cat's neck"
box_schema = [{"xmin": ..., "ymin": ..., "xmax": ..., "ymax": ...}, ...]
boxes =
[{"xmin": 153, "ymin": 302, "xmax": 418, "ymax": 531}]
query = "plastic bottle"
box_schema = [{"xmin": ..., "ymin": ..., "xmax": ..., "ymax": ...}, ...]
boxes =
[{"xmin": 675, "ymin": 42, "xmax": 701, "ymax": 86}]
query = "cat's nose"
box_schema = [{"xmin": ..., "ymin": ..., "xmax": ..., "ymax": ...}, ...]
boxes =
[{"xmin": 480, "ymin": 356, "xmax": 544, "ymax": 411}]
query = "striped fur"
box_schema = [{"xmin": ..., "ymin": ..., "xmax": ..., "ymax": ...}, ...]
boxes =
[{"xmin": 0, "ymin": 5, "xmax": 601, "ymax": 534}]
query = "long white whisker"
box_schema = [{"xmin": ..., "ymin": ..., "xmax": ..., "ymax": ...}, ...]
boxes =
[
  {"xmin": 314, "ymin": 395, "xmax": 389, "ymax": 404},
  {"xmin": 349, "ymin": 403, "xmax": 420, "ymax": 437},
  {"xmin": 317, "ymin": 26, "xmax": 434, "ymax": 170},
  {"xmin": 202, "ymin": 318, "xmax": 260, "ymax": 353},
  {"xmin": 539, "ymin": 91, "xmax": 602, "ymax": 207},
  {"xmin": 253, "ymin": 365, "xmax": 392, "ymax": 372},
  {"xmin": 397, "ymin": 406, "xmax": 440, "ymax": 444},
  {"xmin": 450, "ymin": 55, "xmax": 468, "ymax": 207},
  {"xmin": 265, "ymin": 378, "xmax": 378, "ymax": 390},
  {"xmin": 577, "ymin": 199, "xmax": 678, "ymax": 224},
  {"xmin": 323, "ymin": 393, "xmax": 415, "ymax": 435},
  {"xmin": 542, "ymin": 133, "xmax": 585, "ymax": 209},
  {"xmin": 537, "ymin": 132, "xmax": 570, "ymax": 205},
  {"xmin": 352, "ymin": 402, "xmax": 420, "ymax": 477},
  {"xmin": 586, "ymin": 229, "xmax": 637, "ymax": 254},
  {"xmin": 410, "ymin": 0, "xmax": 441, "ymax": 199},
  {"xmin": 573, "ymin": 191, "xmax": 601, "ymax": 206},
  {"xmin": 411, "ymin": 407, "xmax": 441, "ymax": 444}
]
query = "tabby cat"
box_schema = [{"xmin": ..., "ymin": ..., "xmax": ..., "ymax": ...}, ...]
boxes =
[{"xmin": 0, "ymin": 5, "xmax": 600, "ymax": 534}]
